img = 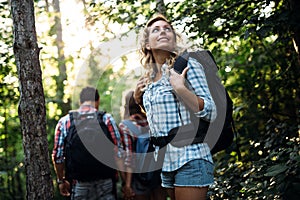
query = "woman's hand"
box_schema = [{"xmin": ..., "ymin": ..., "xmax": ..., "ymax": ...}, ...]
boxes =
[
  {"xmin": 134, "ymin": 76, "xmax": 148, "ymax": 104},
  {"xmin": 169, "ymin": 67, "xmax": 189, "ymax": 93}
]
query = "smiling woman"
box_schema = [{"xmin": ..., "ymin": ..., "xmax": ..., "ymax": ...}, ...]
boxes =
[
  {"xmin": 134, "ymin": 14, "xmax": 217, "ymax": 200},
  {"xmin": 146, "ymin": 20, "xmax": 176, "ymax": 53}
]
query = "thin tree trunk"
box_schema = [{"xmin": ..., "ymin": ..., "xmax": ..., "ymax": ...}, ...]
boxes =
[
  {"xmin": 10, "ymin": 0, "xmax": 54, "ymax": 199},
  {"xmin": 53, "ymin": 0, "xmax": 71, "ymax": 114},
  {"xmin": 156, "ymin": 0, "xmax": 166, "ymax": 16}
]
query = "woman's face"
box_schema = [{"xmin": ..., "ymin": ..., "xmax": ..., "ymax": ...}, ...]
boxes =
[{"xmin": 146, "ymin": 20, "xmax": 176, "ymax": 53}]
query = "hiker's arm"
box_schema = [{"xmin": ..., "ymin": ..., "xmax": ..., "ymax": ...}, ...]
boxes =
[
  {"xmin": 169, "ymin": 67, "xmax": 204, "ymax": 112},
  {"xmin": 52, "ymin": 120, "xmax": 71, "ymax": 196},
  {"xmin": 122, "ymin": 168, "xmax": 135, "ymax": 199},
  {"xmin": 118, "ymin": 124, "xmax": 135, "ymax": 198},
  {"xmin": 170, "ymin": 58, "xmax": 217, "ymax": 121},
  {"xmin": 115, "ymin": 155, "xmax": 126, "ymax": 179},
  {"xmin": 53, "ymin": 162, "xmax": 65, "ymax": 182},
  {"xmin": 134, "ymin": 76, "xmax": 149, "ymax": 106},
  {"xmin": 53, "ymin": 162, "xmax": 70, "ymax": 196},
  {"xmin": 105, "ymin": 114, "xmax": 124, "ymax": 158}
]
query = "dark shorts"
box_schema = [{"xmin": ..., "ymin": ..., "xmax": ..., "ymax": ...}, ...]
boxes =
[{"xmin": 132, "ymin": 170, "xmax": 162, "ymax": 195}]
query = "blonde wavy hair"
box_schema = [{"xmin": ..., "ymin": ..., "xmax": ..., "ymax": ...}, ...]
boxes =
[{"xmin": 139, "ymin": 14, "xmax": 185, "ymax": 82}]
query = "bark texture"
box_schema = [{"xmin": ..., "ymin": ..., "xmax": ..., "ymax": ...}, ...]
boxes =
[{"xmin": 11, "ymin": 0, "xmax": 54, "ymax": 199}]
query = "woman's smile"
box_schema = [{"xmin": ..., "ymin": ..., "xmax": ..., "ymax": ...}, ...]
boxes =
[{"xmin": 147, "ymin": 20, "xmax": 176, "ymax": 52}]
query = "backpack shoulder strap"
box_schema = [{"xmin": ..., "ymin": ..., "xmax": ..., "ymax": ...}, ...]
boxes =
[
  {"xmin": 69, "ymin": 110, "xmax": 80, "ymax": 121},
  {"xmin": 174, "ymin": 51, "xmax": 190, "ymax": 74},
  {"xmin": 122, "ymin": 120, "xmax": 142, "ymax": 136},
  {"xmin": 174, "ymin": 50, "xmax": 219, "ymax": 74},
  {"xmin": 65, "ymin": 111, "xmax": 79, "ymax": 144},
  {"xmin": 96, "ymin": 111, "xmax": 114, "ymax": 141},
  {"xmin": 97, "ymin": 111, "xmax": 106, "ymax": 121}
]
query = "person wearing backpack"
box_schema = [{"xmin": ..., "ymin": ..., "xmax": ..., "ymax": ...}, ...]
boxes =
[
  {"xmin": 133, "ymin": 14, "xmax": 217, "ymax": 200},
  {"xmin": 119, "ymin": 90, "xmax": 167, "ymax": 200},
  {"xmin": 52, "ymin": 86, "xmax": 123, "ymax": 200}
]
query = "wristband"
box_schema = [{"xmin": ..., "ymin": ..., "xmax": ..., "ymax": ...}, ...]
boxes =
[{"xmin": 57, "ymin": 178, "xmax": 65, "ymax": 185}]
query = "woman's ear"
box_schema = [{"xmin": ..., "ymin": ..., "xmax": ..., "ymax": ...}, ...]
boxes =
[{"xmin": 145, "ymin": 43, "xmax": 151, "ymax": 50}]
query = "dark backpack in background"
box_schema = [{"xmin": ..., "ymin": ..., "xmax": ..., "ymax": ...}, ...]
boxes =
[
  {"xmin": 65, "ymin": 111, "xmax": 116, "ymax": 181},
  {"xmin": 173, "ymin": 50, "xmax": 240, "ymax": 156}
]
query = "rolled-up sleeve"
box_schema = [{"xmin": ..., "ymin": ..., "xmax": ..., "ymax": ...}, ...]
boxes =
[
  {"xmin": 119, "ymin": 123, "xmax": 134, "ymax": 167},
  {"xmin": 104, "ymin": 113, "xmax": 124, "ymax": 158},
  {"xmin": 52, "ymin": 115, "xmax": 69, "ymax": 164}
]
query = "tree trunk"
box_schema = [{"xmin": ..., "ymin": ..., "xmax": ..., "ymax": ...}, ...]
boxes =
[
  {"xmin": 10, "ymin": 0, "xmax": 54, "ymax": 199},
  {"xmin": 53, "ymin": 0, "xmax": 71, "ymax": 114},
  {"xmin": 156, "ymin": 0, "xmax": 166, "ymax": 16}
]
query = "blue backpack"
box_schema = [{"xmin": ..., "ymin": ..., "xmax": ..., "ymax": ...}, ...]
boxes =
[
  {"xmin": 122, "ymin": 120, "xmax": 150, "ymax": 155},
  {"xmin": 122, "ymin": 120, "xmax": 162, "ymax": 185}
]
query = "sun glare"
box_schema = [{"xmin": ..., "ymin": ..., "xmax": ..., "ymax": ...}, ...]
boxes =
[{"xmin": 58, "ymin": 0, "xmax": 136, "ymax": 67}]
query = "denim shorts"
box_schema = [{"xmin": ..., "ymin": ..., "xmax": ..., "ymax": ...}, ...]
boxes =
[{"xmin": 161, "ymin": 159, "xmax": 214, "ymax": 188}]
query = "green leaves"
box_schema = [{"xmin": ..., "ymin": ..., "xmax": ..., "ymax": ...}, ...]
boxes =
[
  {"xmin": 1, "ymin": 0, "xmax": 299, "ymax": 199},
  {"xmin": 265, "ymin": 164, "xmax": 288, "ymax": 177},
  {"xmin": 89, "ymin": 0, "xmax": 300, "ymax": 199}
]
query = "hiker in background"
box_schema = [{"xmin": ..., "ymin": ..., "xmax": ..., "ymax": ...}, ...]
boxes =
[
  {"xmin": 119, "ymin": 90, "xmax": 167, "ymax": 200},
  {"xmin": 133, "ymin": 14, "xmax": 217, "ymax": 200},
  {"xmin": 52, "ymin": 86, "xmax": 123, "ymax": 200}
]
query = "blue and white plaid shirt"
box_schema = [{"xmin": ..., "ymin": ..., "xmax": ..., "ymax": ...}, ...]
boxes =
[{"xmin": 143, "ymin": 57, "xmax": 217, "ymax": 172}]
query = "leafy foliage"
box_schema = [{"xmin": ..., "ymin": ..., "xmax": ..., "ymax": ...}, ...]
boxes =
[
  {"xmin": 89, "ymin": 0, "xmax": 300, "ymax": 199},
  {"xmin": 0, "ymin": 1, "xmax": 25, "ymax": 199},
  {"xmin": 1, "ymin": 0, "xmax": 299, "ymax": 199}
]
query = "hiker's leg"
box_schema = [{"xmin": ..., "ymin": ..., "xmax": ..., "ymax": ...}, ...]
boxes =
[
  {"xmin": 150, "ymin": 185, "xmax": 168, "ymax": 200},
  {"xmin": 160, "ymin": 171, "xmax": 175, "ymax": 200},
  {"xmin": 173, "ymin": 159, "xmax": 214, "ymax": 200},
  {"xmin": 135, "ymin": 194, "xmax": 150, "ymax": 200},
  {"xmin": 165, "ymin": 188, "xmax": 175, "ymax": 200},
  {"xmin": 175, "ymin": 186, "xmax": 208, "ymax": 200}
]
